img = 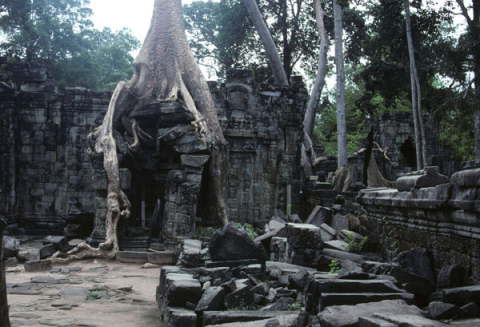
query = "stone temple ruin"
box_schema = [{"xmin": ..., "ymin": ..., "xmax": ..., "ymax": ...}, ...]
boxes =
[{"xmin": 1, "ymin": 59, "xmax": 480, "ymax": 327}]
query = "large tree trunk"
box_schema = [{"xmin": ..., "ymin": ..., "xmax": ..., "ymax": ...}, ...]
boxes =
[
  {"xmin": 301, "ymin": 0, "xmax": 329, "ymax": 175},
  {"xmin": 0, "ymin": 219, "xmax": 10, "ymax": 327},
  {"xmin": 53, "ymin": 0, "xmax": 228, "ymax": 263},
  {"xmin": 244, "ymin": 0, "xmax": 289, "ymax": 85},
  {"xmin": 334, "ymin": 0, "xmax": 347, "ymax": 168}
]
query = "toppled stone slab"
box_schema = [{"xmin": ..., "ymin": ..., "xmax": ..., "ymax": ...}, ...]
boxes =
[
  {"xmin": 443, "ymin": 285, "xmax": 480, "ymax": 306},
  {"xmin": 209, "ymin": 223, "xmax": 268, "ymax": 262},
  {"xmin": 206, "ymin": 260, "xmax": 260, "ymax": 269},
  {"xmin": 322, "ymin": 248, "xmax": 365, "ymax": 264},
  {"xmin": 306, "ymin": 206, "xmax": 334, "ymax": 227},
  {"xmin": 24, "ymin": 259, "xmax": 52, "ymax": 272},
  {"xmin": 4, "ymin": 236, "xmax": 19, "ymax": 258},
  {"xmin": 40, "ymin": 244, "xmax": 56, "ymax": 259},
  {"xmin": 397, "ymin": 247, "xmax": 435, "ymax": 282},
  {"xmin": 31, "ymin": 274, "xmax": 69, "ymax": 284},
  {"xmin": 196, "ymin": 286, "xmax": 226, "ymax": 312},
  {"xmin": 18, "ymin": 248, "xmax": 40, "ymax": 262},
  {"xmin": 43, "ymin": 236, "xmax": 71, "ymax": 252},
  {"xmin": 320, "ymin": 224, "xmax": 336, "ymax": 242},
  {"xmin": 203, "ymin": 311, "xmax": 301, "ymax": 326},
  {"xmin": 317, "ymin": 300, "xmax": 424, "ymax": 327},
  {"xmin": 329, "ymin": 214, "xmax": 349, "ymax": 233},
  {"xmin": 324, "ymin": 240, "xmax": 349, "ymax": 252},
  {"xmin": 428, "ymin": 301, "xmax": 460, "ymax": 320}
]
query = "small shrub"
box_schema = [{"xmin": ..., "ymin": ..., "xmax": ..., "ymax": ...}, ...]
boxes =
[
  {"xmin": 329, "ymin": 259, "xmax": 341, "ymax": 274},
  {"xmin": 86, "ymin": 291, "xmax": 101, "ymax": 300},
  {"xmin": 288, "ymin": 301, "xmax": 304, "ymax": 311},
  {"xmin": 193, "ymin": 226, "xmax": 216, "ymax": 239},
  {"xmin": 343, "ymin": 232, "xmax": 368, "ymax": 253},
  {"xmin": 235, "ymin": 223, "xmax": 258, "ymax": 239}
]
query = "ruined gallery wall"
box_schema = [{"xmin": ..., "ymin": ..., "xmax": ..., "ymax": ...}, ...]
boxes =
[
  {"xmin": 0, "ymin": 61, "xmax": 306, "ymax": 233},
  {"xmin": 358, "ymin": 162, "xmax": 480, "ymax": 283},
  {"xmin": 0, "ymin": 60, "xmax": 109, "ymax": 234}
]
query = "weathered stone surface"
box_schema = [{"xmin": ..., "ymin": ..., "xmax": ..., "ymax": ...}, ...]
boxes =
[
  {"xmin": 4, "ymin": 236, "xmax": 19, "ymax": 258},
  {"xmin": 270, "ymin": 237, "xmax": 288, "ymax": 263},
  {"xmin": 322, "ymin": 249, "xmax": 365, "ymax": 264},
  {"xmin": 397, "ymin": 247, "xmax": 435, "ymax": 282},
  {"xmin": 164, "ymin": 307, "xmax": 197, "ymax": 327},
  {"xmin": 195, "ymin": 286, "xmax": 226, "ymax": 312},
  {"xmin": 365, "ymin": 313, "xmax": 447, "ymax": 327},
  {"xmin": 5, "ymin": 257, "xmax": 18, "ymax": 267},
  {"xmin": 285, "ymin": 223, "xmax": 323, "ymax": 249},
  {"xmin": 147, "ymin": 251, "xmax": 177, "ymax": 265},
  {"xmin": 436, "ymin": 264, "xmax": 467, "ymax": 289},
  {"xmin": 428, "ymin": 301, "xmax": 460, "ymax": 320},
  {"xmin": 319, "ymin": 224, "xmax": 336, "ymax": 242},
  {"xmin": 203, "ymin": 311, "xmax": 301, "ymax": 326},
  {"xmin": 306, "ymin": 206, "xmax": 334, "ymax": 227},
  {"xmin": 459, "ymin": 302, "xmax": 480, "ymax": 318},
  {"xmin": 324, "ymin": 240, "xmax": 349, "ymax": 252},
  {"xmin": 443, "ymin": 285, "xmax": 480, "ymax": 306},
  {"xmin": 209, "ymin": 223, "xmax": 268, "ymax": 262},
  {"xmin": 166, "ymin": 278, "xmax": 202, "ymax": 308},
  {"xmin": 24, "ymin": 260, "xmax": 52, "ymax": 272},
  {"xmin": 18, "ymin": 249, "xmax": 40, "ymax": 262},
  {"xmin": 206, "ymin": 260, "xmax": 259, "ymax": 269},
  {"xmin": 43, "ymin": 236, "xmax": 71, "ymax": 252},
  {"xmin": 317, "ymin": 300, "xmax": 424, "ymax": 327},
  {"xmin": 329, "ymin": 214, "xmax": 349, "ymax": 233},
  {"xmin": 397, "ymin": 166, "xmax": 449, "ymax": 191},
  {"xmin": 39, "ymin": 244, "xmax": 56, "ymax": 259},
  {"xmin": 116, "ymin": 251, "xmax": 148, "ymax": 264},
  {"xmin": 262, "ymin": 297, "xmax": 294, "ymax": 311},
  {"xmin": 223, "ymin": 285, "xmax": 255, "ymax": 310}
]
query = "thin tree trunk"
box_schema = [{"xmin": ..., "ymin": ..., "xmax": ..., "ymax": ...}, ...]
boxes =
[
  {"xmin": 404, "ymin": 0, "xmax": 424, "ymax": 169},
  {"xmin": 0, "ymin": 219, "xmax": 11, "ymax": 327},
  {"xmin": 456, "ymin": 0, "xmax": 480, "ymax": 159},
  {"xmin": 334, "ymin": 0, "xmax": 347, "ymax": 168},
  {"xmin": 301, "ymin": 0, "xmax": 329, "ymax": 175},
  {"xmin": 304, "ymin": 0, "xmax": 328, "ymax": 138},
  {"xmin": 244, "ymin": 0, "xmax": 289, "ymax": 85}
]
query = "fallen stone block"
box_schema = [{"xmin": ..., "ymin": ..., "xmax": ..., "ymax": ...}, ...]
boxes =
[
  {"xmin": 24, "ymin": 260, "xmax": 52, "ymax": 272},
  {"xmin": 371, "ymin": 313, "xmax": 447, "ymax": 326},
  {"xmin": 428, "ymin": 301, "xmax": 460, "ymax": 320},
  {"xmin": 196, "ymin": 286, "xmax": 226, "ymax": 312},
  {"xmin": 459, "ymin": 302, "xmax": 480, "ymax": 318},
  {"xmin": 285, "ymin": 223, "xmax": 323, "ymax": 249},
  {"xmin": 157, "ymin": 272, "xmax": 201, "ymax": 313},
  {"xmin": 18, "ymin": 248, "xmax": 40, "ymax": 262},
  {"xmin": 329, "ymin": 214, "xmax": 349, "ymax": 232},
  {"xmin": 203, "ymin": 311, "xmax": 301, "ymax": 326},
  {"xmin": 31, "ymin": 274, "xmax": 69, "ymax": 284},
  {"xmin": 324, "ymin": 240, "xmax": 349, "ymax": 252},
  {"xmin": 322, "ymin": 248, "xmax": 365, "ymax": 264},
  {"xmin": 359, "ymin": 316, "xmax": 397, "ymax": 327},
  {"xmin": 436, "ymin": 264, "xmax": 467, "ymax": 289},
  {"xmin": 317, "ymin": 300, "xmax": 424, "ymax": 327},
  {"xmin": 40, "ymin": 244, "xmax": 56, "ymax": 259},
  {"xmin": 116, "ymin": 251, "xmax": 148, "ymax": 264},
  {"xmin": 148, "ymin": 251, "xmax": 176, "ymax": 265},
  {"xmin": 206, "ymin": 259, "xmax": 260, "ymax": 269},
  {"xmin": 270, "ymin": 237, "xmax": 288, "ymax": 263},
  {"xmin": 4, "ymin": 236, "xmax": 19, "ymax": 258},
  {"xmin": 443, "ymin": 285, "xmax": 480, "ymax": 307},
  {"xmin": 43, "ymin": 236, "xmax": 71, "ymax": 252},
  {"xmin": 5, "ymin": 257, "xmax": 18, "ymax": 267},
  {"xmin": 223, "ymin": 285, "xmax": 255, "ymax": 310},
  {"xmin": 320, "ymin": 224, "xmax": 336, "ymax": 242},
  {"xmin": 163, "ymin": 306, "xmax": 197, "ymax": 327},
  {"xmin": 396, "ymin": 166, "xmax": 449, "ymax": 191},
  {"xmin": 306, "ymin": 206, "xmax": 334, "ymax": 227},
  {"xmin": 209, "ymin": 223, "xmax": 268, "ymax": 262},
  {"xmin": 397, "ymin": 247, "xmax": 435, "ymax": 282},
  {"xmin": 261, "ymin": 297, "xmax": 294, "ymax": 311}
]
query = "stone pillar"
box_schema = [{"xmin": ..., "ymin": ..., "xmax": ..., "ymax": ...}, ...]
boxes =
[
  {"xmin": 162, "ymin": 155, "xmax": 209, "ymax": 240},
  {"xmin": 0, "ymin": 219, "xmax": 11, "ymax": 327}
]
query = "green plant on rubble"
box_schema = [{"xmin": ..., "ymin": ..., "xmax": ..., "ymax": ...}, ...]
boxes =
[
  {"xmin": 382, "ymin": 216, "xmax": 400, "ymax": 262},
  {"xmin": 343, "ymin": 232, "xmax": 368, "ymax": 253},
  {"xmin": 288, "ymin": 301, "xmax": 304, "ymax": 311},
  {"xmin": 193, "ymin": 226, "xmax": 216, "ymax": 239},
  {"xmin": 329, "ymin": 259, "xmax": 341, "ymax": 274},
  {"xmin": 202, "ymin": 248, "xmax": 211, "ymax": 260},
  {"xmin": 86, "ymin": 291, "xmax": 101, "ymax": 300},
  {"xmin": 235, "ymin": 223, "xmax": 258, "ymax": 239}
]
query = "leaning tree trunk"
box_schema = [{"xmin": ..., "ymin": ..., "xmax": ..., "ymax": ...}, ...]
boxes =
[
  {"xmin": 404, "ymin": 0, "xmax": 424, "ymax": 169},
  {"xmin": 244, "ymin": 0, "xmax": 289, "ymax": 85},
  {"xmin": 334, "ymin": 0, "xmax": 347, "ymax": 168},
  {"xmin": 0, "ymin": 219, "xmax": 10, "ymax": 327},
  {"xmin": 301, "ymin": 0, "xmax": 329, "ymax": 175},
  {"xmin": 53, "ymin": 0, "xmax": 228, "ymax": 263}
]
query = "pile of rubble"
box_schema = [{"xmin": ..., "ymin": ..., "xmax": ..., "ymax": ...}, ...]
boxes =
[{"xmin": 155, "ymin": 206, "xmax": 480, "ymax": 327}]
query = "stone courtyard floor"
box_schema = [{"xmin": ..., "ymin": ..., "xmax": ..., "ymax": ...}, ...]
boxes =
[{"xmin": 6, "ymin": 258, "xmax": 162, "ymax": 327}]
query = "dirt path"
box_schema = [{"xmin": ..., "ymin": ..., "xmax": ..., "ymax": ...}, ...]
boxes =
[{"xmin": 6, "ymin": 259, "xmax": 163, "ymax": 327}]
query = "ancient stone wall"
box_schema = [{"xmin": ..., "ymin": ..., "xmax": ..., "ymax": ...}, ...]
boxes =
[
  {"xmin": 358, "ymin": 162, "xmax": 480, "ymax": 283},
  {"xmin": 0, "ymin": 61, "xmax": 306, "ymax": 235},
  {"xmin": 0, "ymin": 59, "xmax": 109, "ymax": 235}
]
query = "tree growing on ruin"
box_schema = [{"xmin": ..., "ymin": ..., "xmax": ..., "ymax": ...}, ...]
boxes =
[{"xmin": 52, "ymin": 0, "xmax": 228, "ymax": 263}]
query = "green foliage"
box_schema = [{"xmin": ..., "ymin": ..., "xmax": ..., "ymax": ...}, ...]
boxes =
[
  {"xmin": 86, "ymin": 291, "xmax": 101, "ymax": 300},
  {"xmin": 235, "ymin": 223, "xmax": 257, "ymax": 239},
  {"xmin": 288, "ymin": 301, "xmax": 304, "ymax": 311},
  {"xmin": 342, "ymin": 232, "xmax": 368, "ymax": 253},
  {"xmin": 382, "ymin": 216, "xmax": 400, "ymax": 262},
  {"xmin": 328, "ymin": 259, "xmax": 341, "ymax": 274},
  {"xmin": 0, "ymin": 0, "xmax": 140, "ymax": 90},
  {"xmin": 193, "ymin": 226, "xmax": 216, "ymax": 240}
]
